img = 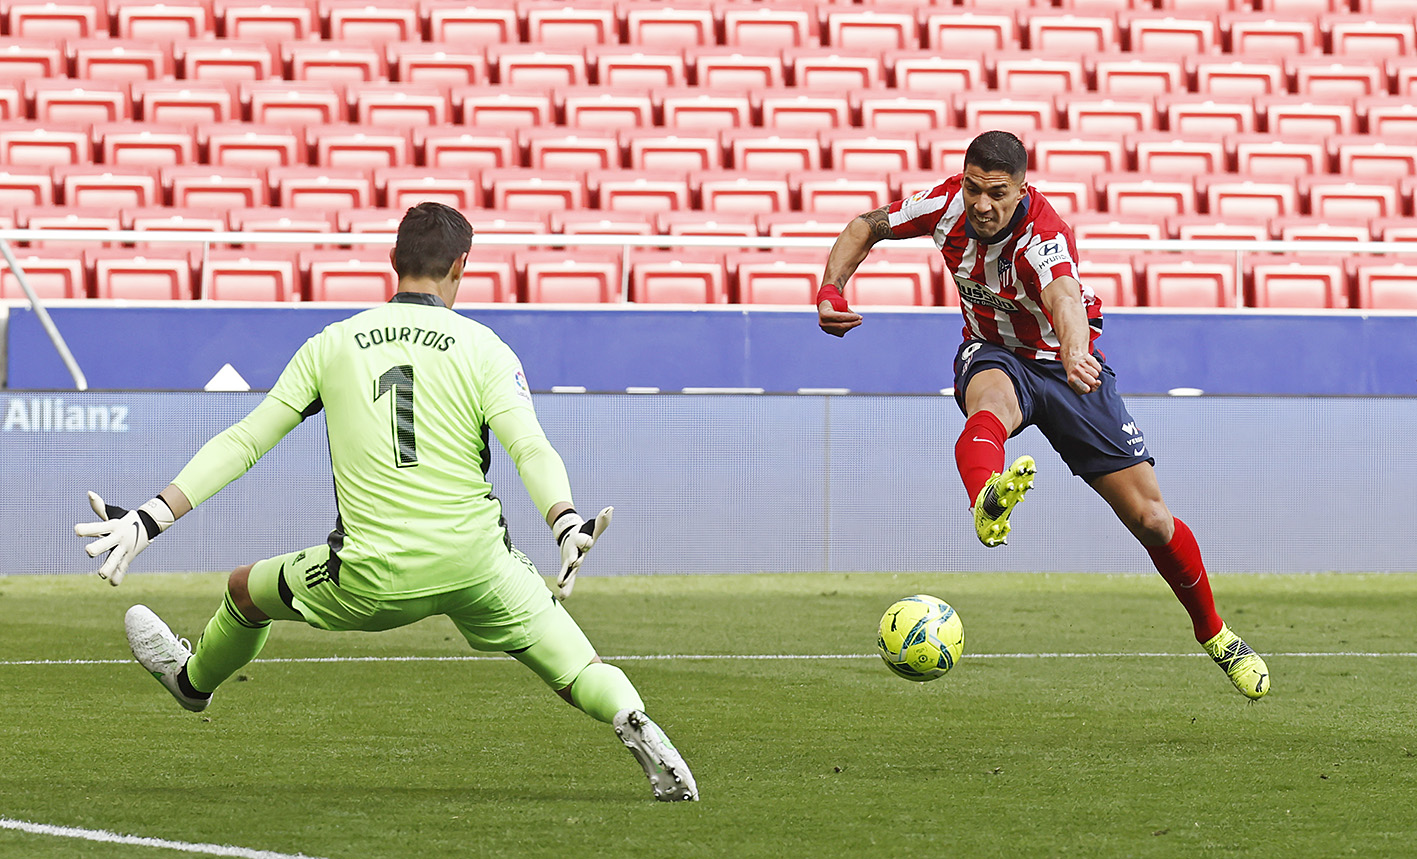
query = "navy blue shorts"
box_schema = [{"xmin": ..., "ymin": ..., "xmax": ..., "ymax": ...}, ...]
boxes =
[{"xmin": 952, "ymin": 339, "xmax": 1155, "ymax": 481}]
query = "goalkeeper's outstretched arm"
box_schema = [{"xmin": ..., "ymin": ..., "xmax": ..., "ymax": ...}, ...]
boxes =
[{"xmin": 75, "ymin": 396, "xmax": 304, "ymax": 585}]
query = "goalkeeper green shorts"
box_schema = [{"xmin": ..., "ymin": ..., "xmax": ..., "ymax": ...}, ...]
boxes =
[{"xmin": 246, "ymin": 543, "xmax": 596, "ymax": 686}]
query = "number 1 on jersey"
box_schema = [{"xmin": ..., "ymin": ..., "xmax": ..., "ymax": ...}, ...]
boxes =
[{"xmin": 374, "ymin": 364, "xmax": 418, "ymax": 467}]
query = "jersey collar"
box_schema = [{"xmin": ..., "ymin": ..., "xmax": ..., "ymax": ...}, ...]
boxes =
[
  {"xmin": 964, "ymin": 194, "xmax": 1030, "ymax": 245},
  {"xmin": 389, "ymin": 292, "xmax": 446, "ymax": 308}
]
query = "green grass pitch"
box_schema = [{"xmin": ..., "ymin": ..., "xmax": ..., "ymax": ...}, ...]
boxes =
[{"xmin": 2, "ymin": 571, "xmax": 1416, "ymax": 859}]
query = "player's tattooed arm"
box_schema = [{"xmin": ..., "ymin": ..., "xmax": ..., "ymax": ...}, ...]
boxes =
[{"xmin": 859, "ymin": 206, "xmax": 894, "ymax": 244}]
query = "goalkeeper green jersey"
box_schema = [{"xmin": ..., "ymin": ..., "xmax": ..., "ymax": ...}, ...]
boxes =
[{"xmin": 259, "ymin": 293, "xmax": 547, "ymax": 598}]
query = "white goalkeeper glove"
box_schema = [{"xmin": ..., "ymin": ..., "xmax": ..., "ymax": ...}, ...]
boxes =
[
  {"xmin": 74, "ymin": 491, "xmax": 175, "ymax": 586},
  {"xmin": 551, "ymin": 506, "xmax": 613, "ymax": 600}
]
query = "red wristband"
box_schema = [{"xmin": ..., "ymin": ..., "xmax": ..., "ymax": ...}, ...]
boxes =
[{"xmin": 815, "ymin": 283, "xmax": 851, "ymax": 312}]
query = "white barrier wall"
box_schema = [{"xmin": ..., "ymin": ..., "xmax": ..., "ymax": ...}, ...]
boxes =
[{"xmin": 4, "ymin": 391, "xmax": 1414, "ymax": 576}]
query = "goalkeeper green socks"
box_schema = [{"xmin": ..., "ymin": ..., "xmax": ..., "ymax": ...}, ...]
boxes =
[
  {"xmin": 185, "ymin": 592, "xmax": 271, "ymax": 695},
  {"xmin": 569, "ymin": 662, "xmax": 645, "ymax": 724}
]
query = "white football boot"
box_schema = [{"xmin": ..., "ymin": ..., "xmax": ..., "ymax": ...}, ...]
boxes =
[
  {"xmin": 125, "ymin": 604, "xmax": 210, "ymax": 712},
  {"xmin": 613, "ymin": 709, "xmax": 699, "ymax": 801}
]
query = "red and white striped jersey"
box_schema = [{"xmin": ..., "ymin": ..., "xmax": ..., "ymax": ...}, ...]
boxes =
[{"xmin": 887, "ymin": 175, "xmax": 1103, "ymax": 360}]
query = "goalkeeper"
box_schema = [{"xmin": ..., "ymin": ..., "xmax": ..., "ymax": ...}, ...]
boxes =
[{"xmin": 74, "ymin": 202, "xmax": 696, "ymax": 802}]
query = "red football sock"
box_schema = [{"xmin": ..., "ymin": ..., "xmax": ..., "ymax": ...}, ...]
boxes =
[
  {"xmin": 955, "ymin": 410, "xmax": 1008, "ymax": 506},
  {"xmin": 1145, "ymin": 517, "xmax": 1224, "ymax": 643}
]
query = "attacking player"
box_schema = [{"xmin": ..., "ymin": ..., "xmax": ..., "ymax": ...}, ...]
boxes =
[
  {"xmin": 815, "ymin": 130, "xmax": 1269, "ymax": 700},
  {"xmin": 74, "ymin": 202, "xmax": 698, "ymax": 800}
]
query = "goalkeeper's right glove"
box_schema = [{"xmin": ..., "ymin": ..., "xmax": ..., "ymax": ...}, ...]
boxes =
[
  {"xmin": 551, "ymin": 506, "xmax": 613, "ymax": 601},
  {"xmin": 73, "ymin": 491, "xmax": 175, "ymax": 586}
]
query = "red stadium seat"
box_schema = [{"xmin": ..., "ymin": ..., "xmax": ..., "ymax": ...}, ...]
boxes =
[
  {"xmin": 824, "ymin": 129, "xmax": 922, "ymax": 173},
  {"xmin": 244, "ymin": 80, "xmax": 347, "ymax": 127},
  {"xmin": 1257, "ymin": 95, "xmax": 1357, "ymax": 138},
  {"xmin": 456, "ymin": 87, "xmax": 555, "ymax": 129},
  {"xmin": 122, "ymin": 206, "xmax": 227, "ymax": 233},
  {"xmin": 113, "ymin": 0, "xmax": 206, "ymax": 40},
  {"xmin": 519, "ymin": 249, "xmax": 623, "ymax": 303},
  {"xmin": 228, "ymin": 208, "xmax": 336, "ymax": 236},
  {"xmin": 622, "ymin": 129, "xmax": 722, "ymax": 172},
  {"xmin": 628, "ymin": 249, "xmax": 728, "ymax": 304},
  {"xmin": 1167, "ymin": 215, "xmax": 1268, "ymax": 241},
  {"xmin": 1287, "ymin": 56, "xmax": 1386, "ymax": 97},
  {"xmin": 93, "ymin": 123, "xmax": 192, "ymax": 167},
  {"xmin": 559, "ymin": 86, "xmax": 655, "ymax": 129},
  {"xmin": 1270, "ymin": 216, "xmax": 1370, "ymax": 242},
  {"xmin": 348, "ymin": 82, "xmax": 451, "ymax": 128},
  {"xmin": 655, "ymin": 211, "xmax": 757, "ymax": 237},
  {"xmin": 27, "ymin": 79, "xmax": 129, "ymax": 125},
  {"xmin": 1248, "ymin": 255, "xmax": 1349, "ymax": 309},
  {"xmin": 1070, "ymin": 214, "xmax": 1166, "ymax": 242},
  {"xmin": 308, "ymin": 124, "xmax": 412, "ymax": 169},
  {"xmin": 959, "ymin": 95, "xmax": 1056, "ymax": 135},
  {"xmin": 336, "ymin": 208, "xmax": 401, "ymax": 232},
  {"xmin": 303, "ymin": 249, "xmax": 398, "ymax": 302},
  {"xmin": 1077, "ymin": 254, "xmax": 1140, "ymax": 308},
  {"xmin": 134, "ymin": 80, "xmax": 238, "ymax": 126},
  {"xmin": 851, "ymin": 90, "xmax": 951, "ymax": 133},
  {"xmin": 322, "ymin": 0, "xmax": 420, "ymax": 46},
  {"xmin": 375, "ymin": 166, "xmax": 482, "ymax": 209},
  {"xmin": 730, "ymin": 251, "xmax": 822, "ymax": 304},
  {"xmin": 658, "ymin": 88, "xmax": 752, "ymax": 130},
  {"xmin": 0, "ymin": 39, "xmax": 65, "ymax": 79},
  {"xmin": 200, "ymin": 122, "xmax": 305, "ymax": 168},
  {"xmin": 1029, "ymin": 177, "xmax": 1095, "ymax": 215},
  {"xmin": 722, "ymin": 4, "xmax": 817, "ymax": 48},
  {"xmin": 821, "ymin": 6, "xmax": 920, "ymax": 51},
  {"xmin": 1201, "ymin": 178, "xmax": 1298, "ymax": 219},
  {"xmin": 1090, "ymin": 54, "xmax": 1185, "ymax": 96},
  {"xmin": 387, "ymin": 42, "xmax": 486, "ymax": 86},
  {"xmin": 0, "ymin": 252, "xmax": 88, "ymax": 299},
  {"xmin": 1191, "ymin": 59, "xmax": 1285, "ymax": 97},
  {"xmin": 794, "ymin": 172, "xmax": 891, "ymax": 215},
  {"xmin": 1358, "ymin": 96, "xmax": 1417, "ymax": 137},
  {"xmin": 1128, "ymin": 133, "xmax": 1225, "ymax": 175},
  {"xmin": 0, "ymin": 122, "xmax": 91, "ymax": 166},
  {"xmin": 174, "ymin": 39, "xmax": 274, "ymax": 81},
  {"xmin": 270, "ymin": 166, "xmax": 375, "ymax": 210},
  {"xmin": 465, "ymin": 209, "xmax": 550, "ymax": 234},
  {"xmin": 620, "ymin": 1, "xmax": 715, "ymax": 48},
  {"xmin": 286, "ymin": 41, "xmax": 387, "ymax": 82},
  {"xmin": 890, "ymin": 52, "xmax": 984, "ymax": 93},
  {"xmin": 456, "ymin": 250, "xmax": 518, "ymax": 304},
  {"xmin": 694, "ymin": 171, "xmax": 792, "ymax": 215},
  {"xmin": 1124, "ymin": 12, "xmax": 1218, "ymax": 54},
  {"xmin": 54, "ymin": 165, "xmax": 160, "ymax": 209},
  {"xmin": 756, "ymin": 212, "xmax": 850, "ymax": 238},
  {"xmin": 1144, "ymin": 257, "xmax": 1237, "ymax": 308},
  {"xmin": 416, "ymin": 128, "xmax": 519, "ymax": 170},
  {"xmin": 1303, "ymin": 178, "xmax": 1402, "ymax": 220},
  {"xmin": 1033, "ymin": 134, "xmax": 1126, "ymax": 176},
  {"xmin": 1352, "ymin": 261, "xmax": 1417, "ymax": 309},
  {"xmin": 759, "ymin": 89, "xmax": 852, "ymax": 132},
  {"xmin": 424, "ymin": 0, "xmax": 518, "ymax": 44},
  {"xmin": 724, "ymin": 129, "xmax": 822, "ymax": 172},
  {"xmin": 843, "ymin": 250, "xmax": 938, "ymax": 306},
  {"xmin": 1060, "ymin": 96, "xmax": 1157, "ymax": 135},
  {"xmin": 923, "ymin": 11, "xmax": 1016, "ymax": 51},
  {"xmin": 1223, "ymin": 12, "xmax": 1319, "ymax": 56},
  {"xmin": 1332, "ymin": 136, "xmax": 1417, "ymax": 179},
  {"xmin": 5, "ymin": 0, "xmax": 107, "ymax": 39},
  {"xmin": 1231, "ymin": 135, "xmax": 1328, "ymax": 177},
  {"xmin": 164, "ymin": 165, "xmax": 268, "ymax": 208},
  {"xmin": 1322, "ymin": 14, "xmax": 1414, "ymax": 58},
  {"xmin": 1100, "ymin": 174, "xmax": 1196, "ymax": 217},
  {"xmin": 523, "ymin": 127, "xmax": 621, "ymax": 171},
  {"xmin": 0, "ymin": 166, "xmax": 55, "ymax": 208},
  {"xmin": 484, "ymin": 168, "xmax": 588, "ymax": 211},
  {"xmin": 488, "ymin": 44, "xmax": 587, "ymax": 88},
  {"xmin": 519, "ymin": 1, "xmax": 613, "ymax": 45},
  {"xmin": 1026, "ymin": 14, "xmax": 1118, "ymax": 53},
  {"xmin": 70, "ymin": 38, "xmax": 171, "ymax": 80},
  {"xmin": 1160, "ymin": 95, "xmax": 1257, "ymax": 137},
  {"xmin": 786, "ymin": 48, "xmax": 885, "ymax": 90},
  {"xmin": 688, "ymin": 46, "xmax": 785, "ymax": 90},
  {"xmin": 550, "ymin": 211, "xmax": 655, "ymax": 234},
  {"xmin": 217, "ymin": 0, "xmax": 316, "ymax": 44},
  {"xmin": 590, "ymin": 46, "xmax": 685, "ymax": 88},
  {"xmin": 87, "ymin": 248, "xmax": 195, "ymax": 301},
  {"xmin": 589, "ymin": 170, "xmax": 691, "ymax": 212},
  {"xmin": 203, "ymin": 250, "xmax": 301, "ymax": 302},
  {"xmin": 993, "ymin": 54, "xmax": 1087, "ymax": 95}
]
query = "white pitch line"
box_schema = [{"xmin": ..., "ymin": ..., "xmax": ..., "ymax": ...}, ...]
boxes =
[
  {"xmin": 0, "ymin": 817, "xmax": 327, "ymax": 859},
  {"xmin": 3, "ymin": 651, "xmax": 1417, "ymax": 668}
]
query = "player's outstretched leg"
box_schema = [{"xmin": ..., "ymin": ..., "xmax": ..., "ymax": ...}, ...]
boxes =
[
  {"xmin": 1202, "ymin": 624, "xmax": 1270, "ymax": 700},
  {"xmin": 973, "ymin": 455, "xmax": 1037, "ymax": 547},
  {"xmin": 124, "ymin": 605, "xmax": 211, "ymax": 712},
  {"xmin": 613, "ymin": 709, "xmax": 699, "ymax": 802}
]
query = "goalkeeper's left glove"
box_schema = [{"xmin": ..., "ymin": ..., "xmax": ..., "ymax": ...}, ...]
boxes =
[
  {"xmin": 551, "ymin": 506, "xmax": 613, "ymax": 600},
  {"xmin": 74, "ymin": 491, "xmax": 175, "ymax": 586}
]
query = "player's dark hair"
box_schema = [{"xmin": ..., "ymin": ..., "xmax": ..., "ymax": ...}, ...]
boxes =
[
  {"xmin": 964, "ymin": 130, "xmax": 1028, "ymax": 178},
  {"xmin": 393, "ymin": 202, "xmax": 474, "ymax": 280}
]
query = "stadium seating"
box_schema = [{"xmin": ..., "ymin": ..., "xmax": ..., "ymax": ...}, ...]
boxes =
[{"xmin": 629, "ymin": 249, "xmax": 728, "ymax": 304}]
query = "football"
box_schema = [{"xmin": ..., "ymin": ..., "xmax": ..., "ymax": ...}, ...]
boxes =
[{"xmin": 876, "ymin": 594, "xmax": 965, "ymax": 682}]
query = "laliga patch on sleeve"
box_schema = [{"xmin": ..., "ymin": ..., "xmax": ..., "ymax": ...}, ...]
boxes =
[
  {"xmin": 513, "ymin": 368, "xmax": 533, "ymax": 403},
  {"xmin": 1025, "ymin": 237, "xmax": 1073, "ymax": 273}
]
